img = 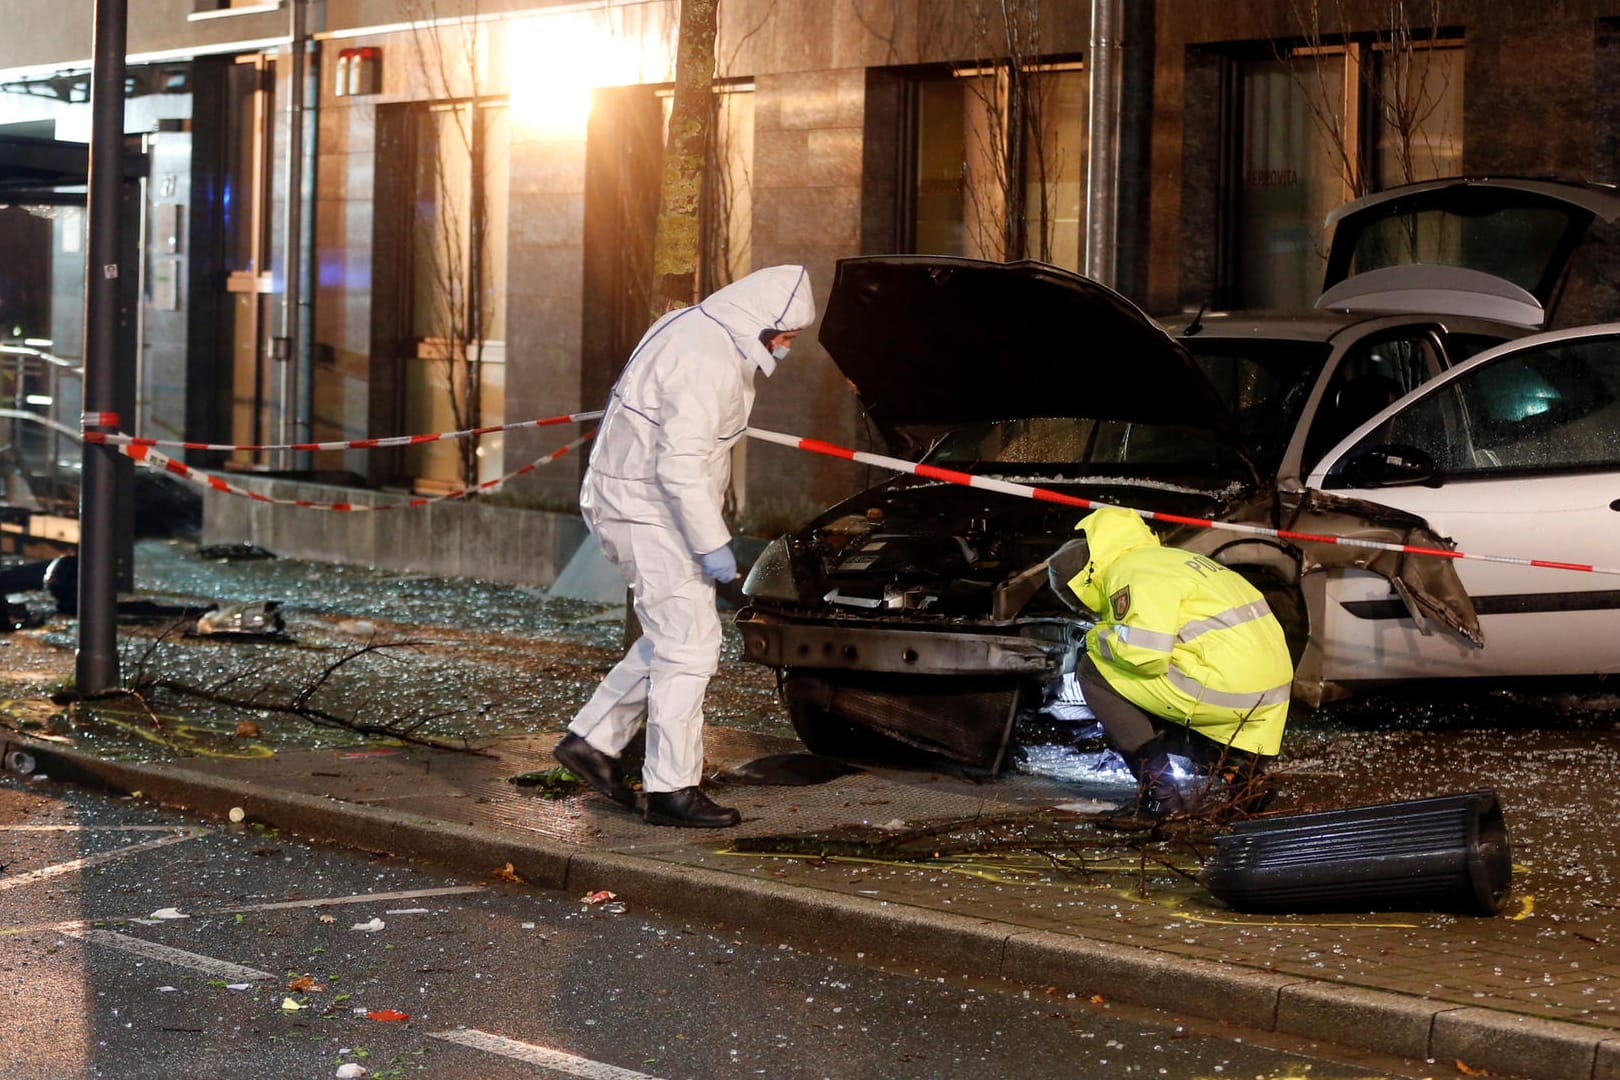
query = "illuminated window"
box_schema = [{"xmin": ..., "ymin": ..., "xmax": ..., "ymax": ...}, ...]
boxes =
[
  {"xmin": 1234, "ymin": 39, "xmax": 1462, "ymax": 309},
  {"xmin": 911, "ymin": 63, "xmax": 1086, "ymax": 271}
]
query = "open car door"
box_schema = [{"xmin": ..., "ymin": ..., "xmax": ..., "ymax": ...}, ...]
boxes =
[{"xmin": 1303, "ymin": 325, "xmax": 1620, "ymax": 685}]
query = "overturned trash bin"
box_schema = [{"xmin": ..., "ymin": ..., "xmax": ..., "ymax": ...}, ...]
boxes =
[{"xmin": 1201, "ymin": 790, "xmax": 1511, "ymax": 916}]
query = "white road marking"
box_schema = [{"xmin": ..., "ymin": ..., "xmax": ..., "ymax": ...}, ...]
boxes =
[
  {"xmin": 210, "ymin": 885, "xmax": 485, "ymax": 915},
  {"xmin": 0, "ymin": 825, "xmax": 196, "ymax": 832},
  {"xmin": 4, "ymin": 886, "xmax": 488, "ymax": 936},
  {"xmin": 429, "ymin": 1029, "xmax": 667, "ymax": 1080},
  {"xmin": 66, "ymin": 929, "xmax": 277, "ymax": 981},
  {"xmin": 0, "ymin": 828, "xmax": 208, "ymax": 892}
]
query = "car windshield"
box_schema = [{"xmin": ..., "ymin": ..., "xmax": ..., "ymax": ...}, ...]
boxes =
[
  {"xmin": 923, "ymin": 416, "xmax": 1251, "ymax": 479},
  {"xmin": 1183, "ymin": 338, "xmax": 1332, "ymax": 469}
]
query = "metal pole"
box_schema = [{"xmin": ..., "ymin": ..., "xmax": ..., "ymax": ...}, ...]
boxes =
[
  {"xmin": 275, "ymin": 0, "xmax": 307, "ymax": 470},
  {"xmin": 77, "ymin": 0, "xmax": 128, "ymax": 694},
  {"xmin": 1086, "ymin": 0, "xmax": 1123, "ymax": 287},
  {"xmin": 294, "ymin": 25, "xmax": 319, "ymax": 472}
]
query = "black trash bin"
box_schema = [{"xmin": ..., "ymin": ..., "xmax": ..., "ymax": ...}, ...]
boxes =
[{"xmin": 1201, "ymin": 790, "xmax": 1512, "ymax": 915}]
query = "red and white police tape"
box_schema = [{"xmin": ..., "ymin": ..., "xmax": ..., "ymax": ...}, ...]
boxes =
[
  {"xmin": 743, "ymin": 426, "xmax": 1620, "ymax": 578},
  {"xmin": 83, "ymin": 410, "xmax": 605, "ymax": 453},
  {"xmin": 79, "ymin": 403, "xmax": 1617, "ymax": 576},
  {"xmin": 116, "ymin": 432, "xmax": 594, "ymax": 512}
]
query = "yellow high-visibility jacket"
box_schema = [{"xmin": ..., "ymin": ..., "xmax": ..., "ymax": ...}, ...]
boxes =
[{"xmin": 1065, "ymin": 506, "xmax": 1293, "ymax": 756}]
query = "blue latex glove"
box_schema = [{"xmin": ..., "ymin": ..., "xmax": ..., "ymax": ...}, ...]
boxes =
[{"xmin": 699, "ymin": 545, "xmax": 738, "ymax": 584}]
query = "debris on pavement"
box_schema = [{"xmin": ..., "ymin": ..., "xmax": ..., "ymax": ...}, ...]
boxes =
[
  {"xmin": 350, "ymin": 917, "xmax": 385, "ymax": 932},
  {"xmin": 491, "ymin": 862, "xmax": 524, "ymax": 883},
  {"xmin": 195, "ymin": 599, "xmax": 287, "ymax": 638},
  {"xmin": 148, "ymin": 907, "xmax": 188, "ymax": 920},
  {"xmin": 364, "ymin": 1009, "xmax": 409, "ymax": 1022}
]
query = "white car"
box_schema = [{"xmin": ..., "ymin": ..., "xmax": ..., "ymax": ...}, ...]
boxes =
[
  {"xmin": 1303, "ymin": 322, "xmax": 1620, "ymax": 690},
  {"xmin": 736, "ymin": 179, "xmax": 1620, "ymax": 768}
]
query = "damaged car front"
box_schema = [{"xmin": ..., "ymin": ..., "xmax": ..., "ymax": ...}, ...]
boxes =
[{"xmin": 736, "ymin": 256, "xmax": 1270, "ymax": 769}]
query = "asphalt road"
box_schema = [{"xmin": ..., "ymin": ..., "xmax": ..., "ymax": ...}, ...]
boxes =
[{"xmin": 1, "ymin": 775, "xmax": 1467, "ymax": 1080}]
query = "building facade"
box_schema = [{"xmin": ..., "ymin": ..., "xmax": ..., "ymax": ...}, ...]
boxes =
[{"xmin": 2, "ymin": 0, "xmax": 1618, "ymax": 539}]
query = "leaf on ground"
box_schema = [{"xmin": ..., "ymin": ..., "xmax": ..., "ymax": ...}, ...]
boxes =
[
  {"xmin": 1457, "ymin": 1062, "xmax": 1490, "ymax": 1077},
  {"xmin": 507, "ymin": 766, "xmax": 582, "ymax": 798},
  {"xmin": 491, "ymin": 862, "xmax": 525, "ymax": 884},
  {"xmin": 287, "ymin": 975, "xmax": 324, "ymax": 992},
  {"xmin": 235, "ymin": 720, "xmax": 260, "ymax": 737},
  {"xmin": 365, "ymin": 1009, "xmax": 409, "ymax": 1022},
  {"xmin": 580, "ymin": 889, "xmax": 617, "ymax": 906}
]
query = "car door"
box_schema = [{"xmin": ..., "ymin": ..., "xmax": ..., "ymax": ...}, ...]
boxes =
[{"xmin": 1304, "ymin": 327, "xmax": 1620, "ymax": 683}]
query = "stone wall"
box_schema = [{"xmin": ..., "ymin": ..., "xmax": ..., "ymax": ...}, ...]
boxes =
[{"xmin": 201, "ymin": 481, "xmax": 588, "ymax": 588}]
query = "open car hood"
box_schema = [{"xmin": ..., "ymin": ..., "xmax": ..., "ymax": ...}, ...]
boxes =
[
  {"xmin": 1318, "ymin": 177, "xmax": 1620, "ymax": 328},
  {"xmin": 819, "ymin": 256, "xmax": 1239, "ymax": 447}
]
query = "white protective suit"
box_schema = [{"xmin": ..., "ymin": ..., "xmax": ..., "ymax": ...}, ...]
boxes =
[{"xmin": 567, "ymin": 265, "xmax": 816, "ymax": 793}]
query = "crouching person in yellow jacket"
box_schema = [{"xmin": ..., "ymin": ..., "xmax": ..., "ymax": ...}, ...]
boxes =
[{"xmin": 1047, "ymin": 506, "xmax": 1293, "ymax": 816}]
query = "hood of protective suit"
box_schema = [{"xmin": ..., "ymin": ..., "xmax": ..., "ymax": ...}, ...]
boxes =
[
  {"xmin": 1069, "ymin": 506, "xmax": 1160, "ymax": 616},
  {"xmin": 697, "ymin": 265, "xmax": 816, "ymax": 377}
]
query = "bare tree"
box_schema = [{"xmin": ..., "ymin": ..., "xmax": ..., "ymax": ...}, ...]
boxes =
[
  {"xmin": 405, "ymin": 1, "xmax": 498, "ymax": 489},
  {"xmin": 651, "ymin": 0, "xmax": 720, "ymax": 316},
  {"xmin": 1275, "ymin": 0, "xmax": 1457, "ymax": 197},
  {"xmin": 921, "ymin": 0, "xmax": 1067, "ymax": 264}
]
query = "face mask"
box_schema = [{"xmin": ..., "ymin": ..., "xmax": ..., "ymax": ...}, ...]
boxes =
[{"xmin": 771, "ymin": 343, "xmax": 791, "ymax": 361}]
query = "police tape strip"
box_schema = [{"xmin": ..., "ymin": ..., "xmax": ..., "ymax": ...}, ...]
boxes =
[
  {"xmin": 82, "ymin": 410, "xmax": 607, "ymax": 453},
  {"xmin": 118, "ymin": 431, "xmax": 595, "ymax": 511},
  {"xmin": 744, "ymin": 426, "xmax": 1620, "ymax": 578}
]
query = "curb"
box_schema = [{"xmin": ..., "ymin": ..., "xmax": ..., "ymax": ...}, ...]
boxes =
[{"xmin": 8, "ymin": 736, "xmax": 1615, "ymax": 1080}]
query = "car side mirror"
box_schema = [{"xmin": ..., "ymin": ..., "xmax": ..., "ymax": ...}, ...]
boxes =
[{"xmin": 1338, "ymin": 444, "xmax": 1441, "ymax": 488}]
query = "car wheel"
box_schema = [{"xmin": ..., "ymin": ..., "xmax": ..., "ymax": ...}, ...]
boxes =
[
  {"xmin": 1245, "ymin": 573, "xmax": 1307, "ymax": 668},
  {"xmin": 782, "ymin": 672, "xmax": 912, "ymax": 760}
]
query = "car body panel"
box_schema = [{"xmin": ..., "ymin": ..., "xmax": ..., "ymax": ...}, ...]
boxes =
[
  {"xmin": 817, "ymin": 255, "xmax": 1240, "ymax": 451},
  {"xmin": 1305, "ymin": 323, "xmax": 1620, "ymax": 683},
  {"xmin": 1322, "ymin": 177, "xmax": 1620, "ymax": 327},
  {"xmin": 1315, "ymin": 264, "xmax": 1546, "ymax": 327}
]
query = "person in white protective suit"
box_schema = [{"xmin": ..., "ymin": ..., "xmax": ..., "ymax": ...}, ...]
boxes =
[{"xmin": 553, "ymin": 265, "xmax": 816, "ymax": 828}]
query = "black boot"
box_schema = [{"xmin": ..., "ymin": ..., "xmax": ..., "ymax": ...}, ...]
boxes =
[
  {"xmin": 1124, "ymin": 737, "xmax": 1186, "ymax": 818},
  {"xmin": 553, "ymin": 733, "xmax": 636, "ymax": 808},
  {"xmin": 643, "ymin": 786, "xmax": 741, "ymax": 828}
]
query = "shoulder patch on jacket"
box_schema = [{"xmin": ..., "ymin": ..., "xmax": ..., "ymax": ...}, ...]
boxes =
[{"xmin": 1110, "ymin": 586, "xmax": 1131, "ymax": 621}]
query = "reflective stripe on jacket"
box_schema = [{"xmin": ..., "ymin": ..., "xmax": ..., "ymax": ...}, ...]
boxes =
[{"xmin": 1067, "ymin": 506, "xmax": 1293, "ymax": 756}]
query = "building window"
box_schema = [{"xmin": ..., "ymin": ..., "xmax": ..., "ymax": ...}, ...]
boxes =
[
  {"xmin": 911, "ymin": 62, "xmax": 1086, "ymax": 271},
  {"xmin": 405, "ymin": 100, "xmax": 508, "ymax": 491},
  {"xmin": 1234, "ymin": 38, "xmax": 1462, "ymax": 309}
]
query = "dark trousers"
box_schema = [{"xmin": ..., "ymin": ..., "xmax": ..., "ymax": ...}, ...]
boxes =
[{"xmin": 1073, "ymin": 653, "xmax": 1269, "ymax": 780}]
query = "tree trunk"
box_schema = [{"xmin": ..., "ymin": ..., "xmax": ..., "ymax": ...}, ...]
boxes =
[{"xmin": 651, "ymin": 0, "xmax": 718, "ymax": 317}]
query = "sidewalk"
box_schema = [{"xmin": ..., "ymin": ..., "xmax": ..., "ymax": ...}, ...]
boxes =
[
  {"xmin": 8, "ymin": 720, "xmax": 1620, "ymax": 1080},
  {"xmin": 3, "ymin": 538, "xmax": 1617, "ymax": 1079}
]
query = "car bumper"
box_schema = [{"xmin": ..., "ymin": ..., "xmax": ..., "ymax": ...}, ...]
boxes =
[{"xmin": 735, "ymin": 610, "xmax": 1065, "ymax": 676}]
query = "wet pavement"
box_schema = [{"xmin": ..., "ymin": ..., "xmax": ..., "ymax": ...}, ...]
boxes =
[{"xmin": 5, "ymin": 539, "xmax": 1620, "ymax": 1079}]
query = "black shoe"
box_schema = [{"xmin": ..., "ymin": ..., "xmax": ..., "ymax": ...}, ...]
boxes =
[
  {"xmin": 1133, "ymin": 750, "xmax": 1187, "ymax": 819},
  {"xmin": 643, "ymin": 786, "xmax": 741, "ymax": 828},
  {"xmin": 553, "ymin": 733, "xmax": 636, "ymax": 808},
  {"xmin": 1135, "ymin": 783, "xmax": 1188, "ymax": 819}
]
